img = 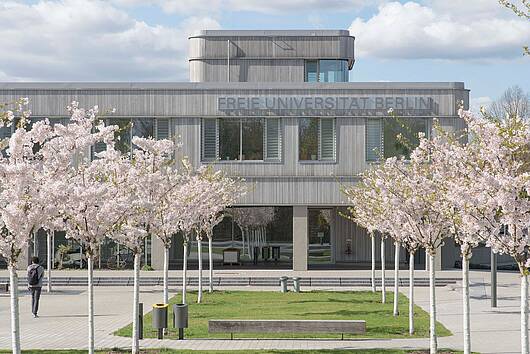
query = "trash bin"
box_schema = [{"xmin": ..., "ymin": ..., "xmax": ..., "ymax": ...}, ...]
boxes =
[
  {"xmin": 152, "ymin": 303, "xmax": 168, "ymax": 339},
  {"xmin": 173, "ymin": 303, "xmax": 188, "ymax": 340},
  {"xmin": 280, "ymin": 276, "xmax": 288, "ymax": 293},
  {"xmin": 292, "ymin": 277, "xmax": 301, "ymax": 293}
]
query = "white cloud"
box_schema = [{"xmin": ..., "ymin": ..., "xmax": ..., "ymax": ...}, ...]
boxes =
[
  {"xmin": 349, "ymin": 1, "xmax": 530, "ymax": 60},
  {"xmin": 112, "ymin": 0, "xmax": 372, "ymax": 14},
  {"xmin": 470, "ymin": 96, "xmax": 493, "ymax": 113},
  {"xmin": 0, "ymin": 0, "xmax": 220, "ymax": 81}
]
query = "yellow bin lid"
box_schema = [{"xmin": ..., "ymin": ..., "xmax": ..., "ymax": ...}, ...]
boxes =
[{"xmin": 153, "ymin": 303, "xmax": 169, "ymax": 309}]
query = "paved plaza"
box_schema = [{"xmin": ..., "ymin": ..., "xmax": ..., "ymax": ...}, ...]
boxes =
[{"xmin": 0, "ymin": 269, "xmax": 526, "ymax": 353}]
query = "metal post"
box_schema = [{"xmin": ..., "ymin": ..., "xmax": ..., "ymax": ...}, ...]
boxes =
[
  {"xmin": 47, "ymin": 232, "xmax": 52, "ymax": 293},
  {"xmin": 138, "ymin": 303, "xmax": 143, "ymax": 340},
  {"xmin": 179, "ymin": 328, "xmax": 184, "ymax": 340},
  {"xmin": 227, "ymin": 40, "xmax": 230, "ymax": 82},
  {"xmin": 491, "ymin": 248, "xmax": 497, "ymax": 308}
]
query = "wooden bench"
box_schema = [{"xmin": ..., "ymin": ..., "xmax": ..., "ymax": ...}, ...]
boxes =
[{"xmin": 209, "ymin": 319, "xmax": 366, "ymax": 340}]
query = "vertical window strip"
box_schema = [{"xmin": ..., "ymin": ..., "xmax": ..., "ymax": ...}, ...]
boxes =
[
  {"xmin": 319, "ymin": 118, "xmax": 336, "ymax": 161},
  {"xmin": 156, "ymin": 118, "xmax": 170, "ymax": 140},
  {"xmin": 265, "ymin": 118, "xmax": 281, "ymax": 160},
  {"xmin": 365, "ymin": 118, "xmax": 382, "ymax": 162},
  {"xmin": 202, "ymin": 118, "xmax": 218, "ymax": 161}
]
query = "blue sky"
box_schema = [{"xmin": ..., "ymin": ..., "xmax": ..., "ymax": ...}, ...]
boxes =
[{"xmin": 1, "ymin": 0, "xmax": 529, "ymax": 110}]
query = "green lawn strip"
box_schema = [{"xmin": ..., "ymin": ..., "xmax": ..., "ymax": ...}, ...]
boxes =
[
  {"xmin": 115, "ymin": 290, "xmax": 451, "ymax": 340},
  {"xmin": 1, "ymin": 349, "xmax": 466, "ymax": 354}
]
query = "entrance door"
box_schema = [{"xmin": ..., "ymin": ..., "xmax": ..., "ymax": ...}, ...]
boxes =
[{"xmin": 307, "ymin": 209, "xmax": 333, "ymax": 267}]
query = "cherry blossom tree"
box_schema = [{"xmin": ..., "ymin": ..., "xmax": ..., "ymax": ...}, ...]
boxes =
[
  {"xmin": 42, "ymin": 102, "xmax": 126, "ymax": 354},
  {"xmin": 194, "ymin": 167, "xmax": 245, "ymax": 296},
  {"xmin": 0, "ymin": 98, "xmax": 51, "ymax": 354},
  {"xmin": 454, "ymin": 108, "xmax": 530, "ymax": 354}
]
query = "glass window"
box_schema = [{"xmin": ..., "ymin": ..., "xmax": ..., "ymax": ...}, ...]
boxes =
[
  {"xmin": 383, "ymin": 117, "xmax": 428, "ymax": 159},
  {"xmin": 109, "ymin": 118, "xmax": 132, "ymax": 155},
  {"xmin": 242, "ymin": 118, "xmax": 263, "ymax": 160},
  {"xmin": 299, "ymin": 117, "xmax": 319, "ymax": 160},
  {"xmin": 219, "ymin": 119, "xmax": 240, "ymax": 161},
  {"xmin": 305, "ymin": 60, "xmax": 348, "ymax": 82},
  {"xmin": 305, "ymin": 60, "xmax": 318, "ymax": 82},
  {"xmin": 132, "ymin": 118, "xmax": 154, "ymax": 139},
  {"xmin": 299, "ymin": 117, "xmax": 336, "ymax": 161},
  {"xmin": 365, "ymin": 117, "xmax": 430, "ymax": 161},
  {"xmin": 204, "ymin": 118, "xmax": 275, "ymax": 162},
  {"xmin": 308, "ymin": 209, "xmax": 333, "ymax": 266}
]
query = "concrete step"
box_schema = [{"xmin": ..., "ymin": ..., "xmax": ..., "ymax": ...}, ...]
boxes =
[{"xmin": 0, "ymin": 276, "xmax": 457, "ymax": 287}]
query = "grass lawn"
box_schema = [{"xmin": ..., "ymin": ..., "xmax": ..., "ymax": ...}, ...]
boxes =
[
  {"xmin": 1, "ymin": 350, "xmax": 465, "ymax": 354},
  {"xmin": 115, "ymin": 290, "xmax": 451, "ymax": 340}
]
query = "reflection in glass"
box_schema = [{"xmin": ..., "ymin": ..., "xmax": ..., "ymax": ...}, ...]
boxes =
[
  {"xmin": 308, "ymin": 209, "xmax": 332, "ymax": 265},
  {"xmin": 219, "ymin": 119, "xmax": 240, "ymax": 160},
  {"xmin": 383, "ymin": 117, "xmax": 428, "ymax": 159},
  {"xmin": 299, "ymin": 117, "xmax": 319, "ymax": 160},
  {"xmin": 109, "ymin": 118, "xmax": 132, "ymax": 155},
  {"xmin": 319, "ymin": 60, "xmax": 348, "ymax": 82},
  {"xmin": 305, "ymin": 60, "xmax": 318, "ymax": 82},
  {"xmin": 242, "ymin": 118, "xmax": 263, "ymax": 160},
  {"xmin": 132, "ymin": 118, "xmax": 154, "ymax": 139},
  {"xmin": 168, "ymin": 207, "xmax": 293, "ymax": 269}
]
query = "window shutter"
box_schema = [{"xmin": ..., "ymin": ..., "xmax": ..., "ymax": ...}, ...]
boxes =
[
  {"xmin": 265, "ymin": 118, "xmax": 281, "ymax": 160},
  {"xmin": 156, "ymin": 118, "xmax": 170, "ymax": 140},
  {"xmin": 366, "ymin": 118, "xmax": 382, "ymax": 161},
  {"xmin": 319, "ymin": 118, "xmax": 335, "ymax": 161},
  {"xmin": 202, "ymin": 118, "xmax": 218, "ymax": 161}
]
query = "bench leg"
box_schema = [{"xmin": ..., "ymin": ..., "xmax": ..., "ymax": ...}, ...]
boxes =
[
  {"xmin": 341, "ymin": 333, "xmax": 344, "ymax": 340},
  {"xmin": 231, "ymin": 333, "xmax": 233, "ymax": 340}
]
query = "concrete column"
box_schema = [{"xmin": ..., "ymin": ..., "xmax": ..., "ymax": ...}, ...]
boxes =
[
  {"xmin": 150, "ymin": 236, "xmax": 166, "ymax": 270},
  {"xmin": 292, "ymin": 206, "xmax": 308, "ymax": 271}
]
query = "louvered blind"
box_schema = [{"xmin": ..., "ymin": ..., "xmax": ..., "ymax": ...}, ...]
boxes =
[
  {"xmin": 156, "ymin": 118, "xmax": 170, "ymax": 140},
  {"xmin": 265, "ymin": 118, "xmax": 281, "ymax": 160},
  {"xmin": 202, "ymin": 118, "xmax": 218, "ymax": 161},
  {"xmin": 366, "ymin": 118, "xmax": 382, "ymax": 161},
  {"xmin": 319, "ymin": 118, "xmax": 335, "ymax": 161}
]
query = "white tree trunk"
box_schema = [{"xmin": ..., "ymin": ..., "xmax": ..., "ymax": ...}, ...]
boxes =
[
  {"xmin": 208, "ymin": 237, "xmax": 213, "ymax": 293},
  {"xmin": 522, "ymin": 273, "xmax": 529, "ymax": 354},
  {"xmin": 381, "ymin": 238, "xmax": 386, "ymax": 304},
  {"xmin": 132, "ymin": 253, "xmax": 140, "ymax": 354},
  {"xmin": 429, "ymin": 253, "xmax": 437, "ymax": 354},
  {"xmin": 197, "ymin": 239, "xmax": 203, "ymax": 303},
  {"xmin": 371, "ymin": 236, "xmax": 376, "ymax": 292},
  {"xmin": 393, "ymin": 242, "xmax": 400, "ymax": 317},
  {"xmin": 163, "ymin": 246, "xmax": 169, "ymax": 305},
  {"xmin": 9, "ymin": 264, "xmax": 21, "ymax": 354},
  {"xmin": 47, "ymin": 232, "xmax": 52, "ymax": 293},
  {"xmin": 409, "ymin": 252, "xmax": 415, "ymax": 335},
  {"xmin": 182, "ymin": 243, "xmax": 188, "ymax": 304},
  {"xmin": 463, "ymin": 253, "xmax": 471, "ymax": 354},
  {"xmin": 88, "ymin": 256, "xmax": 95, "ymax": 354}
]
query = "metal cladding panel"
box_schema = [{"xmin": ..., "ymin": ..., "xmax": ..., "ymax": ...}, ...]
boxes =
[{"xmin": 0, "ymin": 82, "xmax": 468, "ymax": 206}]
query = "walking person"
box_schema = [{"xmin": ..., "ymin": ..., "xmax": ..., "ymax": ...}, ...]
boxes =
[{"xmin": 27, "ymin": 256, "xmax": 44, "ymax": 318}]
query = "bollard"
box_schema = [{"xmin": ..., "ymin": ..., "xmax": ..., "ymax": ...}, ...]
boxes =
[
  {"xmin": 292, "ymin": 277, "xmax": 301, "ymax": 293},
  {"xmin": 138, "ymin": 303, "xmax": 143, "ymax": 340},
  {"xmin": 280, "ymin": 276, "xmax": 288, "ymax": 293}
]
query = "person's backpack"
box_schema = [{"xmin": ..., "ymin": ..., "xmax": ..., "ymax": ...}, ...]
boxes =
[{"xmin": 28, "ymin": 266, "xmax": 40, "ymax": 286}]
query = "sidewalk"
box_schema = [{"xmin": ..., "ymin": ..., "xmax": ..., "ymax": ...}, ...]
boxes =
[{"xmin": 0, "ymin": 270, "xmax": 525, "ymax": 353}]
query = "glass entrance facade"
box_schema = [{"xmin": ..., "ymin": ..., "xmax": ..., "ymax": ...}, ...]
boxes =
[{"xmin": 169, "ymin": 206, "xmax": 293, "ymax": 269}]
